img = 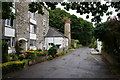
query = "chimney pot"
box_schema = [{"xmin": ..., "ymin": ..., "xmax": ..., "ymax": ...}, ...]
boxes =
[{"xmin": 65, "ymin": 19, "xmax": 71, "ymax": 23}]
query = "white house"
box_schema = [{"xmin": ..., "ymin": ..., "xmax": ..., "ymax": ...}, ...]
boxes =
[{"xmin": 44, "ymin": 27, "xmax": 68, "ymax": 51}]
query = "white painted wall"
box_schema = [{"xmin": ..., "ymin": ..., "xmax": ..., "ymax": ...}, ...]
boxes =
[
  {"xmin": 45, "ymin": 37, "xmax": 68, "ymax": 50},
  {"xmin": 30, "ymin": 33, "xmax": 36, "ymax": 40},
  {"xmin": 4, "ymin": 27, "xmax": 15, "ymax": 37},
  {"xmin": 30, "ymin": 18, "xmax": 37, "ymax": 25},
  {"xmin": 97, "ymin": 39, "xmax": 102, "ymax": 53},
  {"xmin": 30, "ymin": 46, "xmax": 37, "ymax": 50}
]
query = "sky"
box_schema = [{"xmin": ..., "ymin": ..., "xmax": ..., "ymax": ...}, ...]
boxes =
[{"xmin": 56, "ymin": 2, "xmax": 118, "ymax": 25}]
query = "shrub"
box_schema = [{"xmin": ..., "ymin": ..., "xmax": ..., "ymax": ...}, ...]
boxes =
[
  {"xmin": 48, "ymin": 45, "xmax": 58, "ymax": 57},
  {"xmin": 1, "ymin": 61, "xmax": 25, "ymax": 75},
  {"xmin": 89, "ymin": 43, "xmax": 97, "ymax": 48},
  {"xmin": 36, "ymin": 49, "xmax": 42, "ymax": 52},
  {"xmin": 22, "ymin": 52, "xmax": 29, "ymax": 59},
  {"xmin": 8, "ymin": 53, "xmax": 18, "ymax": 61},
  {"xmin": 47, "ymin": 55, "xmax": 53, "ymax": 60},
  {"xmin": 58, "ymin": 51, "xmax": 66, "ymax": 56},
  {"xmin": 44, "ymin": 51, "xmax": 49, "ymax": 56},
  {"xmin": 1, "ymin": 40, "xmax": 8, "ymax": 63},
  {"xmin": 22, "ymin": 59, "xmax": 30, "ymax": 67},
  {"xmin": 29, "ymin": 53, "xmax": 37, "ymax": 59},
  {"xmin": 18, "ymin": 54, "xmax": 25, "ymax": 61}
]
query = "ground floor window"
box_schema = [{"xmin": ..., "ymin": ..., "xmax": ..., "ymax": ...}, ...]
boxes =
[
  {"xmin": 48, "ymin": 43, "xmax": 54, "ymax": 46},
  {"xmin": 30, "ymin": 39, "xmax": 36, "ymax": 46},
  {"xmin": 5, "ymin": 37, "xmax": 14, "ymax": 47}
]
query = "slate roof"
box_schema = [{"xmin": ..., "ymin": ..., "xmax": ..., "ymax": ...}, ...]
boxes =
[{"xmin": 45, "ymin": 27, "xmax": 68, "ymax": 38}]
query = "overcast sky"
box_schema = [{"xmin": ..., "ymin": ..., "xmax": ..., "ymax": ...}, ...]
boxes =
[{"xmin": 56, "ymin": 2, "xmax": 118, "ymax": 25}]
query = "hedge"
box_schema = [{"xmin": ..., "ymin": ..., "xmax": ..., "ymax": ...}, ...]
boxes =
[{"xmin": 0, "ymin": 61, "xmax": 25, "ymax": 75}]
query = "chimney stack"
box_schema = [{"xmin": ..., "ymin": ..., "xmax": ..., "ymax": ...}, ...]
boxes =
[{"xmin": 64, "ymin": 19, "xmax": 71, "ymax": 48}]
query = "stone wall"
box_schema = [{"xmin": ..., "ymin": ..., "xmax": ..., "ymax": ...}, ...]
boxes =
[
  {"xmin": 36, "ymin": 7, "xmax": 49, "ymax": 50},
  {"xmin": 15, "ymin": 2, "xmax": 30, "ymax": 49},
  {"xmin": 102, "ymin": 51, "xmax": 120, "ymax": 66}
]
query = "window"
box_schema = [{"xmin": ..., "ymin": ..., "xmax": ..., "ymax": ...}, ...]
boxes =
[
  {"xmin": 5, "ymin": 19, "xmax": 13, "ymax": 27},
  {"xmin": 48, "ymin": 43, "xmax": 54, "ymax": 46},
  {"xmin": 30, "ymin": 13, "xmax": 36, "ymax": 19},
  {"xmin": 6, "ymin": 37, "xmax": 14, "ymax": 47},
  {"xmin": 30, "ymin": 24, "xmax": 36, "ymax": 33},
  {"xmin": 30, "ymin": 39, "xmax": 36, "ymax": 46}
]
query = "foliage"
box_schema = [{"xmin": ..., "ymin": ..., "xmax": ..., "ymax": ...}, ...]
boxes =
[
  {"xmin": 1, "ymin": 40, "xmax": 8, "ymax": 63},
  {"xmin": 1, "ymin": 61, "xmax": 25, "ymax": 75},
  {"xmin": 22, "ymin": 59, "xmax": 30, "ymax": 67},
  {"xmin": 58, "ymin": 51, "xmax": 66, "ymax": 56},
  {"xmin": 18, "ymin": 54, "xmax": 25, "ymax": 61},
  {"xmin": 28, "ymin": 2, "xmax": 120, "ymax": 23},
  {"xmin": 49, "ymin": 8, "xmax": 70, "ymax": 33},
  {"xmin": 89, "ymin": 42, "xmax": 97, "ymax": 49},
  {"xmin": 47, "ymin": 55, "xmax": 53, "ymax": 60},
  {"xmin": 48, "ymin": 45, "xmax": 58, "ymax": 57},
  {"xmin": 36, "ymin": 49, "xmax": 42, "ymax": 52},
  {"xmin": 2, "ymin": 2, "xmax": 120, "ymax": 22},
  {"xmin": 94, "ymin": 18, "xmax": 120, "ymax": 56},
  {"xmin": 8, "ymin": 53, "xmax": 18, "ymax": 61},
  {"xmin": 49, "ymin": 8, "xmax": 95, "ymax": 46},
  {"xmin": 1, "ymin": 2, "xmax": 15, "ymax": 19}
]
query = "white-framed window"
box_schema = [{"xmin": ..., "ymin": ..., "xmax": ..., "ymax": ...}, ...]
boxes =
[
  {"xmin": 6, "ymin": 37, "xmax": 14, "ymax": 47},
  {"xmin": 30, "ymin": 13, "xmax": 36, "ymax": 19},
  {"xmin": 5, "ymin": 19, "xmax": 13, "ymax": 27},
  {"xmin": 30, "ymin": 39, "xmax": 36, "ymax": 46},
  {"xmin": 30, "ymin": 24, "xmax": 36, "ymax": 33}
]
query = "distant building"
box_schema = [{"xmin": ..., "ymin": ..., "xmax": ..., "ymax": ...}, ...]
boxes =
[
  {"xmin": 44, "ymin": 27, "xmax": 68, "ymax": 51},
  {"xmin": 2, "ymin": 2, "xmax": 49, "ymax": 53},
  {"xmin": 97, "ymin": 39, "xmax": 102, "ymax": 53}
]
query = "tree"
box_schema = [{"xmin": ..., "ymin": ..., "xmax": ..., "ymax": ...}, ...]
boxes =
[
  {"xmin": 2, "ymin": 1, "xmax": 120, "ymax": 22},
  {"xmin": 94, "ymin": 18, "xmax": 120, "ymax": 56},
  {"xmin": 28, "ymin": 1, "xmax": 120, "ymax": 23},
  {"xmin": 49, "ymin": 8, "xmax": 95, "ymax": 46},
  {"xmin": 1, "ymin": 2, "xmax": 15, "ymax": 19},
  {"xmin": 49, "ymin": 8, "xmax": 70, "ymax": 33}
]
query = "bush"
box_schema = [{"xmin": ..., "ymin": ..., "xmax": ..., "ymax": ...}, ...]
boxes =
[
  {"xmin": 89, "ymin": 43, "xmax": 97, "ymax": 48},
  {"xmin": 1, "ymin": 40, "xmax": 8, "ymax": 63},
  {"xmin": 44, "ymin": 51, "xmax": 49, "ymax": 56},
  {"xmin": 22, "ymin": 59, "xmax": 30, "ymax": 67},
  {"xmin": 47, "ymin": 55, "xmax": 53, "ymax": 60},
  {"xmin": 29, "ymin": 53, "xmax": 37, "ymax": 59},
  {"xmin": 1, "ymin": 61, "xmax": 25, "ymax": 75},
  {"xmin": 36, "ymin": 49, "xmax": 42, "ymax": 52},
  {"xmin": 8, "ymin": 53, "xmax": 18, "ymax": 61},
  {"xmin": 48, "ymin": 45, "xmax": 58, "ymax": 57},
  {"xmin": 58, "ymin": 51, "xmax": 66, "ymax": 56},
  {"xmin": 18, "ymin": 54, "xmax": 25, "ymax": 61}
]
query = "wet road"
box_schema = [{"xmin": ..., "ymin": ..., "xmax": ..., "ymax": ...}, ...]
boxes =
[{"xmin": 5, "ymin": 47, "xmax": 117, "ymax": 78}]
